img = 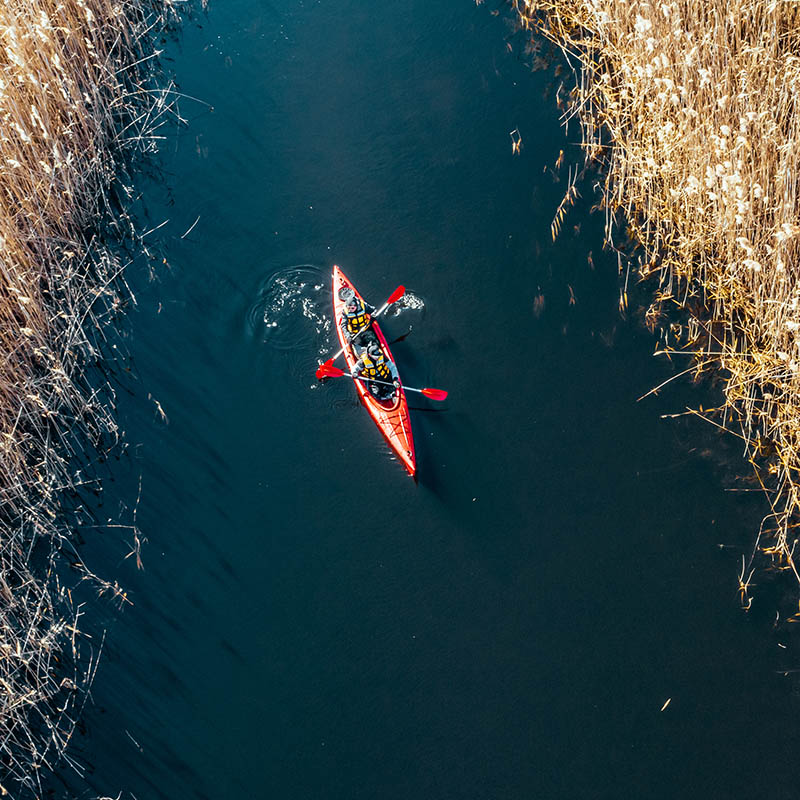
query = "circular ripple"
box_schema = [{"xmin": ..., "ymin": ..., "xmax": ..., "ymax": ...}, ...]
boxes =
[{"xmin": 247, "ymin": 265, "xmax": 331, "ymax": 352}]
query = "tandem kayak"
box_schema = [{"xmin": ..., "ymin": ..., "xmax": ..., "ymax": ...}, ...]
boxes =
[{"xmin": 332, "ymin": 265, "xmax": 416, "ymax": 476}]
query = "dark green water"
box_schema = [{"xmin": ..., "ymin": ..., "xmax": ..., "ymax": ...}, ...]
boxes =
[{"xmin": 53, "ymin": 1, "xmax": 800, "ymax": 798}]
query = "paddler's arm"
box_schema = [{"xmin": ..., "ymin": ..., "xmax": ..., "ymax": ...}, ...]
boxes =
[
  {"xmin": 350, "ymin": 354, "xmax": 366, "ymax": 378},
  {"xmin": 386, "ymin": 359, "xmax": 400, "ymax": 388}
]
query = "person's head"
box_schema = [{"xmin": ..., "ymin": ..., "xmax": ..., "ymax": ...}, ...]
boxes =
[
  {"xmin": 367, "ymin": 342, "xmax": 381, "ymax": 360},
  {"xmin": 339, "ymin": 287, "xmax": 358, "ymax": 310}
]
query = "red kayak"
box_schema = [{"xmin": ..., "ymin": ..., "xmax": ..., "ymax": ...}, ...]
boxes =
[{"xmin": 332, "ymin": 266, "xmax": 416, "ymax": 476}]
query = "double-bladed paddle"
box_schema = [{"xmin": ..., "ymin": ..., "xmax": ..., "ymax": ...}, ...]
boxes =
[
  {"xmin": 315, "ymin": 285, "xmax": 405, "ymax": 379},
  {"xmin": 316, "ymin": 362, "xmax": 448, "ymax": 402}
]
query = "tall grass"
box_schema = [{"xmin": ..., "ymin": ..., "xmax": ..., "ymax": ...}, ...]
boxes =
[
  {"xmin": 0, "ymin": 0, "xmax": 179, "ymax": 794},
  {"xmin": 515, "ymin": 0, "xmax": 800, "ymax": 605}
]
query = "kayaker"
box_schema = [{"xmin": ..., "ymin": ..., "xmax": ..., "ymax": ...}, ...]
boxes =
[
  {"xmin": 352, "ymin": 341, "xmax": 400, "ymax": 400},
  {"xmin": 339, "ymin": 287, "xmax": 378, "ymax": 351}
]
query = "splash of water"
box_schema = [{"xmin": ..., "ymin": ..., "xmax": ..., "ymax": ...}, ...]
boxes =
[{"xmin": 384, "ymin": 290, "xmax": 426, "ymax": 318}]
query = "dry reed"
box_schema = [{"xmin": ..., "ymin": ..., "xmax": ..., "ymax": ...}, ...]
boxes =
[
  {"xmin": 0, "ymin": 0, "xmax": 180, "ymax": 795},
  {"xmin": 513, "ymin": 0, "xmax": 800, "ymax": 607}
]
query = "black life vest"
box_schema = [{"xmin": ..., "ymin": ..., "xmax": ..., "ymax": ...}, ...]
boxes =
[
  {"xmin": 361, "ymin": 351, "xmax": 392, "ymax": 382},
  {"xmin": 343, "ymin": 300, "xmax": 371, "ymax": 334}
]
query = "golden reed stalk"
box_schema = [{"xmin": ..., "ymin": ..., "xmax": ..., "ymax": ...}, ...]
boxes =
[
  {"xmin": 0, "ymin": 0, "xmax": 178, "ymax": 794},
  {"xmin": 515, "ymin": 0, "xmax": 800, "ymax": 605}
]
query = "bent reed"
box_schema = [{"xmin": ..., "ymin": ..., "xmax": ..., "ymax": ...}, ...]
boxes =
[
  {"xmin": 0, "ymin": 0, "xmax": 177, "ymax": 794},
  {"xmin": 515, "ymin": 0, "xmax": 800, "ymax": 604}
]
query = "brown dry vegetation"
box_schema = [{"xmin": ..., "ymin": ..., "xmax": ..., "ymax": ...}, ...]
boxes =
[
  {"xmin": 514, "ymin": 0, "xmax": 800, "ymax": 606},
  {"xmin": 0, "ymin": 0, "xmax": 177, "ymax": 795}
]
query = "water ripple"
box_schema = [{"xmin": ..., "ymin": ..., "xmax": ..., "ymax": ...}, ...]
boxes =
[{"xmin": 247, "ymin": 264, "xmax": 331, "ymax": 352}]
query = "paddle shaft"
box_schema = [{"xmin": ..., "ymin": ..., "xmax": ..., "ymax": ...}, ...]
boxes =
[
  {"xmin": 318, "ymin": 363, "xmax": 446, "ymax": 400},
  {"xmin": 353, "ymin": 374, "xmax": 437, "ymax": 398},
  {"xmin": 327, "ymin": 293, "xmax": 399, "ymax": 364}
]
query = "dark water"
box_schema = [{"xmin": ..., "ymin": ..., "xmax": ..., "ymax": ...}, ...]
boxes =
[{"xmin": 55, "ymin": 1, "xmax": 800, "ymax": 798}]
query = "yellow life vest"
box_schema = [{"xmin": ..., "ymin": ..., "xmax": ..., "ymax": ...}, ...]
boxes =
[
  {"xmin": 344, "ymin": 301, "xmax": 371, "ymax": 334},
  {"xmin": 362, "ymin": 351, "xmax": 392, "ymax": 382}
]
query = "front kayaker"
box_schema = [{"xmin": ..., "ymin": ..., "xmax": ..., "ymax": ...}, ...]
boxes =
[
  {"xmin": 339, "ymin": 287, "xmax": 378, "ymax": 351},
  {"xmin": 352, "ymin": 341, "xmax": 400, "ymax": 400}
]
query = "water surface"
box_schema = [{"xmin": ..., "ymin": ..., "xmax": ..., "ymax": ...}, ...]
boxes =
[{"xmin": 57, "ymin": 2, "xmax": 800, "ymax": 798}]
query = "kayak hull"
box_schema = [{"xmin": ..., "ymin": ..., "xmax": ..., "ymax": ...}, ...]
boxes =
[{"xmin": 332, "ymin": 266, "xmax": 416, "ymax": 476}]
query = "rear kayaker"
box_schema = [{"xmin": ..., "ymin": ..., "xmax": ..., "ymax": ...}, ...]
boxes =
[{"xmin": 332, "ymin": 266, "xmax": 416, "ymax": 476}]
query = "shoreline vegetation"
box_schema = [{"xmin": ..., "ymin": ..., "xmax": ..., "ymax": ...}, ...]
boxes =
[
  {"xmin": 0, "ymin": 0, "xmax": 178, "ymax": 794},
  {"xmin": 515, "ymin": 0, "xmax": 800, "ymax": 607}
]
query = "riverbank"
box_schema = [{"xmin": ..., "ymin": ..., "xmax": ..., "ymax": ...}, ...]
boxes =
[
  {"xmin": 0, "ymin": 0, "xmax": 176, "ymax": 794},
  {"xmin": 516, "ymin": 0, "xmax": 800, "ymax": 604}
]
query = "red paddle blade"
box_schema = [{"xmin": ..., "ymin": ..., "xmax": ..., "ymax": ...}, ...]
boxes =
[
  {"xmin": 421, "ymin": 388, "xmax": 448, "ymax": 401},
  {"xmin": 387, "ymin": 285, "xmax": 405, "ymax": 305},
  {"xmin": 315, "ymin": 359, "xmax": 332, "ymax": 379},
  {"xmin": 316, "ymin": 360, "xmax": 344, "ymax": 379}
]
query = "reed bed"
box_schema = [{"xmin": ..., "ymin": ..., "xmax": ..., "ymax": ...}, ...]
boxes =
[
  {"xmin": 0, "ymin": 0, "xmax": 179, "ymax": 795},
  {"xmin": 513, "ymin": 0, "xmax": 800, "ymax": 606}
]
